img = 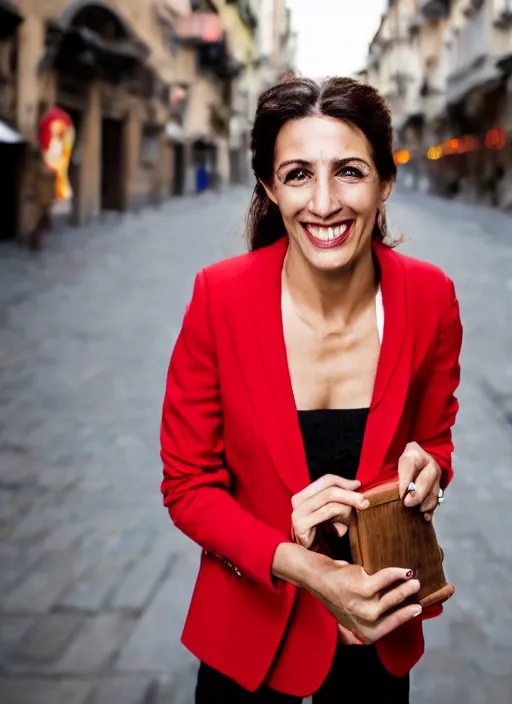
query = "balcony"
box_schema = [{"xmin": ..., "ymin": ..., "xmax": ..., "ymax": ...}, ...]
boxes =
[
  {"xmin": 446, "ymin": 7, "xmax": 501, "ymax": 106},
  {"xmin": 197, "ymin": 38, "xmax": 244, "ymax": 79},
  {"xmin": 45, "ymin": 4, "xmax": 150, "ymax": 87},
  {"xmin": 390, "ymin": 70, "xmax": 414, "ymax": 99},
  {"xmin": 493, "ymin": 0, "xmax": 512, "ymax": 28},
  {"xmin": 226, "ymin": 0, "xmax": 258, "ymax": 31},
  {"xmin": 420, "ymin": 0, "xmax": 449, "ymax": 20}
]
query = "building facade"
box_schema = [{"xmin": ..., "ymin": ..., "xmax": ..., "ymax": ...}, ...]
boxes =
[
  {"xmin": 364, "ymin": 0, "xmax": 512, "ymax": 209},
  {"xmin": 11, "ymin": 0, "xmax": 177, "ymax": 238},
  {"xmin": 1, "ymin": 0, "xmax": 296, "ymax": 244}
]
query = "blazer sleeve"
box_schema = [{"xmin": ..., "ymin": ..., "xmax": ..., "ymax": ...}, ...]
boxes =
[
  {"xmin": 411, "ymin": 275, "xmax": 463, "ymax": 489},
  {"xmin": 160, "ymin": 270, "xmax": 289, "ymax": 592}
]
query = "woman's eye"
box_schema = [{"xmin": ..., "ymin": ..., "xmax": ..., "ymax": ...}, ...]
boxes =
[
  {"xmin": 339, "ymin": 166, "xmax": 364, "ymax": 179},
  {"xmin": 284, "ymin": 168, "xmax": 309, "ymax": 183}
]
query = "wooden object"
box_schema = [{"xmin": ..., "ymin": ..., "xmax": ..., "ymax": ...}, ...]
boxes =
[{"xmin": 349, "ymin": 479, "xmax": 454, "ymax": 609}]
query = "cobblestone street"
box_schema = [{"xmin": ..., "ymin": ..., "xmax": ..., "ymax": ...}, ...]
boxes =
[{"xmin": 0, "ymin": 188, "xmax": 511, "ymax": 704}]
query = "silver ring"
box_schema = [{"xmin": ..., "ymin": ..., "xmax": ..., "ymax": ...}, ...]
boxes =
[
  {"xmin": 438, "ymin": 488, "xmax": 445, "ymax": 505},
  {"xmin": 407, "ymin": 481, "xmax": 417, "ymax": 493}
]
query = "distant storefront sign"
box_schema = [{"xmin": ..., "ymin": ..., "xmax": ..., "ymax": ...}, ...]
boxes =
[{"xmin": 39, "ymin": 107, "xmax": 75, "ymax": 211}]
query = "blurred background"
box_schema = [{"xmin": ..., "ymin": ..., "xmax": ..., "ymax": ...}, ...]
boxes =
[{"xmin": 0, "ymin": 1, "xmax": 511, "ymax": 703}]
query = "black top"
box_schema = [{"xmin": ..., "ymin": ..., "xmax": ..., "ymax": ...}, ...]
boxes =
[{"xmin": 298, "ymin": 408, "xmax": 369, "ymax": 562}]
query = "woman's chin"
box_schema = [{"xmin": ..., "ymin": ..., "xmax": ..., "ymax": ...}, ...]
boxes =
[{"xmin": 304, "ymin": 244, "xmax": 358, "ymax": 274}]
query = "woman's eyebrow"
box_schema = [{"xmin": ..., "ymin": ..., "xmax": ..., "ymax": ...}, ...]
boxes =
[
  {"xmin": 276, "ymin": 157, "xmax": 371, "ymax": 174},
  {"xmin": 276, "ymin": 159, "xmax": 311, "ymax": 173}
]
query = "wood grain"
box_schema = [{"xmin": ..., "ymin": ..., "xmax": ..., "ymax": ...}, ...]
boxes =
[{"xmin": 349, "ymin": 479, "xmax": 454, "ymax": 608}]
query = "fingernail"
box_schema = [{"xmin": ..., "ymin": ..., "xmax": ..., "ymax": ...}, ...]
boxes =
[
  {"xmin": 361, "ymin": 499, "xmax": 370, "ymax": 509},
  {"xmin": 414, "ymin": 606, "xmax": 423, "ymax": 617},
  {"xmin": 406, "ymin": 569, "xmax": 415, "ymax": 579}
]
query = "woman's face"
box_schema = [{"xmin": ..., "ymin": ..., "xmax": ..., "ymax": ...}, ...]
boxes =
[{"xmin": 263, "ymin": 116, "xmax": 391, "ymax": 273}]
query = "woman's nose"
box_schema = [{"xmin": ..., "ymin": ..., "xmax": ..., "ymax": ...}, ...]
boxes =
[{"xmin": 308, "ymin": 178, "xmax": 341, "ymax": 219}]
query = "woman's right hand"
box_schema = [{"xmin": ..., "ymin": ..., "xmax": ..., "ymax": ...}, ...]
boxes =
[
  {"xmin": 273, "ymin": 544, "xmax": 423, "ymax": 643},
  {"xmin": 291, "ymin": 474, "xmax": 370, "ymax": 549},
  {"xmin": 308, "ymin": 557, "xmax": 422, "ymax": 644}
]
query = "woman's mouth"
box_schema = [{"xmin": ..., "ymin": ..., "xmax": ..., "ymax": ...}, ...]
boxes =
[{"xmin": 301, "ymin": 221, "xmax": 353, "ymax": 249}]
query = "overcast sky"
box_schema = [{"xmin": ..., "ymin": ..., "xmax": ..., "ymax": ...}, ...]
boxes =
[{"xmin": 289, "ymin": 0, "xmax": 387, "ymax": 79}]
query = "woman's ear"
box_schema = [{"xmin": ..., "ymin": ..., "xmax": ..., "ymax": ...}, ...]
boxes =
[
  {"xmin": 260, "ymin": 179, "xmax": 278, "ymax": 206},
  {"xmin": 380, "ymin": 181, "xmax": 393, "ymax": 203}
]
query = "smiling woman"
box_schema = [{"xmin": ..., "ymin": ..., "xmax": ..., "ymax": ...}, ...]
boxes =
[
  {"xmin": 262, "ymin": 116, "xmax": 390, "ymax": 274},
  {"xmin": 247, "ymin": 78, "xmax": 397, "ymax": 255},
  {"xmin": 160, "ymin": 77, "xmax": 463, "ymax": 703}
]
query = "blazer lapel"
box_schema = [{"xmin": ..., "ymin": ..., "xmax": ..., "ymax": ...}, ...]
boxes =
[
  {"xmin": 229, "ymin": 237, "xmax": 310, "ymax": 496},
  {"xmin": 357, "ymin": 243, "xmax": 411, "ymax": 487},
  {"xmin": 229, "ymin": 238, "xmax": 412, "ymax": 494}
]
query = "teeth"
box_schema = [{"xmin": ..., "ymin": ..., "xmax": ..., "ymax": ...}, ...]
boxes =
[{"xmin": 307, "ymin": 223, "xmax": 348, "ymax": 240}]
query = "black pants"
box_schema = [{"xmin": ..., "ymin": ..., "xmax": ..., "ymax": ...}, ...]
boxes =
[{"xmin": 196, "ymin": 645, "xmax": 410, "ymax": 703}]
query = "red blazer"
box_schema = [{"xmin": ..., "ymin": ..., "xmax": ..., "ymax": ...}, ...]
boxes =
[{"xmin": 160, "ymin": 236, "xmax": 462, "ymax": 696}]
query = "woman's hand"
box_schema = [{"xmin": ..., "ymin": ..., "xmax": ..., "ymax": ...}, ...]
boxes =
[
  {"xmin": 398, "ymin": 442, "xmax": 443, "ymax": 522},
  {"xmin": 273, "ymin": 545, "xmax": 422, "ymax": 643},
  {"xmin": 291, "ymin": 474, "xmax": 370, "ymax": 549},
  {"xmin": 308, "ymin": 556, "xmax": 422, "ymax": 644}
]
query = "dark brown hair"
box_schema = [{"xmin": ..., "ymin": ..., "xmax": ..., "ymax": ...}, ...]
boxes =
[{"xmin": 246, "ymin": 77, "xmax": 397, "ymax": 251}]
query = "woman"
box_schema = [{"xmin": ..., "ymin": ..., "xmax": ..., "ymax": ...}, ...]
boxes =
[{"xmin": 160, "ymin": 77, "xmax": 462, "ymax": 702}]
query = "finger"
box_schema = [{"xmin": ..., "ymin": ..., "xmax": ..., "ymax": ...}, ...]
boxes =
[
  {"xmin": 367, "ymin": 567, "xmax": 417, "ymax": 595},
  {"xmin": 332, "ymin": 521, "xmax": 348, "ymax": 537},
  {"xmin": 293, "ymin": 502, "xmax": 352, "ymax": 540},
  {"xmin": 292, "ymin": 475, "xmax": 361, "ymax": 508},
  {"xmin": 295, "ymin": 486, "xmax": 370, "ymax": 516},
  {"xmin": 398, "ymin": 453, "xmax": 421, "ymax": 499},
  {"xmin": 377, "ymin": 578, "xmax": 421, "ymax": 616},
  {"xmin": 372, "ymin": 603, "xmax": 423, "ymax": 642},
  {"xmin": 420, "ymin": 490, "xmax": 439, "ymax": 514},
  {"xmin": 404, "ymin": 464, "xmax": 438, "ymax": 507},
  {"xmin": 423, "ymin": 512, "xmax": 433, "ymax": 522}
]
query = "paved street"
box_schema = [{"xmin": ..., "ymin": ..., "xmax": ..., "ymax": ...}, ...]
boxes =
[{"xmin": 0, "ymin": 187, "xmax": 511, "ymax": 704}]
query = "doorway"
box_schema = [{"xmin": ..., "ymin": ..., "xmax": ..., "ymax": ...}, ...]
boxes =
[
  {"xmin": 0, "ymin": 142, "xmax": 22, "ymax": 239},
  {"xmin": 172, "ymin": 143, "xmax": 185, "ymax": 196},
  {"xmin": 101, "ymin": 117, "xmax": 125, "ymax": 211}
]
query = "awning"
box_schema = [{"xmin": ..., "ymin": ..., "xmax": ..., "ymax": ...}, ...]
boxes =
[
  {"xmin": 0, "ymin": 120, "xmax": 24, "ymax": 144},
  {"xmin": 0, "ymin": 0, "xmax": 23, "ymax": 39},
  {"xmin": 446, "ymin": 55, "xmax": 502, "ymax": 107},
  {"xmin": 174, "ymin": 13, "xmax": 224, "ymax": 45}
]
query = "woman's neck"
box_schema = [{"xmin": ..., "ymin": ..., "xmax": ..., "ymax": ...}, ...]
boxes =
[{"xmin": 282, "ymin": 241, "xmax": 378, "ymax": 326}]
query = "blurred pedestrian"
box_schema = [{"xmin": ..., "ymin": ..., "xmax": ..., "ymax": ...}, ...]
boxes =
[
  {"xmin": 29, "ymin": 160, "xmax": 55, "ymax": 251},
  {"xmin": 196, "ymin": 162, "xmax": 208, "ymax": 193},
  {"xmin": 160, "ymin": 77, "xmax": 463, "ymax": 702}
]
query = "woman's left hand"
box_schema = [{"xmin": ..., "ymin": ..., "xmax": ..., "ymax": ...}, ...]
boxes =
[{"xmin": 398, "ymin": 442, "xmax": 442, "ymax": 522}]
